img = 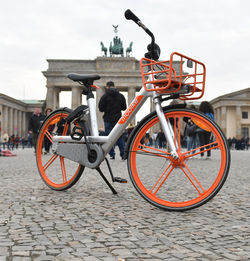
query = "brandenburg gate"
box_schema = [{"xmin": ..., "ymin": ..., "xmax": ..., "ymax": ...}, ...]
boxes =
[
  {"xmin": 43, "ymin": 57, "xmax": 143, "ymax": 127},
  {"xmin": 43, "ymin": 25, "xmax": 146, "ymax": 127}
]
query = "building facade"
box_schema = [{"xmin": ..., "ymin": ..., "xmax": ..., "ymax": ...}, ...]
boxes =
[
  {"xmin": 210, "ymin": 88, "xmax": 250, "ymax": 139},
  {"xmin": 0, "ymin": 93, "xmax": 44, "ymax": 138}
]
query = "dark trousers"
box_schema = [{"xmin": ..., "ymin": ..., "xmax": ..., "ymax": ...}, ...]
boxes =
[
  {"xmin": 198, "ymin": 131, "xmax": 211, "ymax": 157},
  {"xmin": 32, "ymin": 132, "xmax": 39, "ymax": 151},
  {"xmin": 44, "ymin": 135, "xmax": 52, "ymax": 152},
  {"xmin": 3, "ymin": 142, "xmax": 9, "ymax": 149},
  {"xmin": 104, "ymin": 121, "xmax": 125, "ymax": 158}
]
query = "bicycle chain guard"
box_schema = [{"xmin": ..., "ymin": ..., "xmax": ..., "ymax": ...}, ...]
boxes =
[{"xmin": 52, "ymin": 143, "xmax": 103, "ymax": 169}]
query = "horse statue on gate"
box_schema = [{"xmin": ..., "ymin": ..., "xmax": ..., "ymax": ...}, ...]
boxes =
[
  {"xmin": 126, "ymin": 42, "xmax": 133, "ymax": 57},
  {"xmin": 109, "ymin": 36, "xmax": 124, "ymax": 57},
  {"xmin": 100, "ymin": 41, "xmax": 107, "ymax": 56}
]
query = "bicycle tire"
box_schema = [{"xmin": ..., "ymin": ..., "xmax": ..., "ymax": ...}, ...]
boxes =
[
  {"xmin": 127, "ymin": 107, "xmax": 230, "ymax": 211},
  {"xmin": 36, "ymin": 108, "xmax": 85, "ymax": 191}
]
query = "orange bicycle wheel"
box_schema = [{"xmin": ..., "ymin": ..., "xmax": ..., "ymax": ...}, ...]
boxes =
[
  {"xmin": 127, "ymin": 108, "xmax": 230, "ymax": 211},
  {"xmin": 36, "ymin": 109, "xmax": 84, "ymax": 190}
]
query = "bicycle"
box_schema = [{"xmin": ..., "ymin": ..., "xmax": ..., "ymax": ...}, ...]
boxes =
[{"xmin": 36, "ymin": 9, "xmax": 230, "ymax": 211}]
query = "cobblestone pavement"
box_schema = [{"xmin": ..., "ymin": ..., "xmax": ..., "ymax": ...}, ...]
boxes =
[{"xmin": 0, "ymin": 148, "xmax": 249, "ymax": 261}]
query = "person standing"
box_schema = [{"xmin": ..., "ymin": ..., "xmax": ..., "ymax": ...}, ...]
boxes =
[
  {"xmin": 198, "ymin": 101, "xmax": 214, "ymax": 159},
  {"xmin": 244, "ymin": 136, "xmax": 249, "ymax": 150},
  {"xmin": 185, "ymin": 105, "xmax": 198, "ymax": 156},
  {"xmin": 98, "ymin": 81, "xmax": 127, "ymax": 160},
  {"xmin": 28, "ymin": 107, "xmax": 45, "ymax": 153},
  {"xmin": 1, "ymin": 131, "xmax": 9, "ymax": 149},
  {"xmin": 43, "ymin": 108, "xmax": 54, "ymax": 154}
]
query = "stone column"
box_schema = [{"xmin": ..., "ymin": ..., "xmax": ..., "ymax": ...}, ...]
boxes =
[
  {"xmin": 18, "ymin": 111, "xmax": 22, "ymax": 137},
  {"xmin": 53, "ymin": 87, "xmax": 60, "ymax": 110},
  {"xmin": 216, "ymin": 107, "xmax": 221, "ymax": 128},
  {"xmin": 214, "ymin": 108, "xmax": 218, "ymax": 123},
  {"xmin": 22, "ymin": 112, "xmax": 26, "ymax": 137},
  {"xmin": 96, "ymin": 87, "xmax": 105, "ymax": 129},
  {"xmin": 13, "ymin": 109, "xmax": 18, "ymax": 135},
  {"xmin": 8, "ymin": 107, "xmax": 13, "ymax": 135},
  {"xmin": 128, "ymin": 87, "xmax": 136, "ymax": 125},
  {"xmin": 128, "ymin": 87, "xmax": 136, "ymax": 105},
  {"xmin": 0, "ymin": 104, "xmax": 2, "ymax": 137},
  {"xmin": 46, "ymin": 86, "xmax": 54, "ymax": 110},
  {"xmin": 235, "ymin": 105, "xmax": 242, "ymax": 139},
  {"xmin": 221, "ymin": 106, "xmax": 227, "ymax": 137},
  {"xmin": 2, "ymin": 106, "xmax": 8, "ymax": 135},
  {"xmin": 71, "ymin": 86, "xmax": 82, "ymax": 109}
]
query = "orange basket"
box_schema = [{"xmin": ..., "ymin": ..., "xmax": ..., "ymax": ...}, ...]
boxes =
[{"xmin": 140, "ymin": 52, "xmax": 206, "ymax": 100}]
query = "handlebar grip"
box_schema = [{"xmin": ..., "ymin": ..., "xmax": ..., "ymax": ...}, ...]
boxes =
[{"xmin": 125, "ymin": 9, "xmax": 140, "ymax": 23}]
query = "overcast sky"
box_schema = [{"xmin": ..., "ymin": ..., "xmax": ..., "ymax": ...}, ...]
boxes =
[{"xmin": 0, "ymin": 0, "xmax": 249, "ymax": 106}]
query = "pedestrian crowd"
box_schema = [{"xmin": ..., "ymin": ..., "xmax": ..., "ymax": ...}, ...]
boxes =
[
  {"xmin": 1, "ymin": 133, "xmax": 32, "ymax": 150},
  {"xmin": 0, "ymin": 107, "xmax": 50, "ymax": 155},
  {"xmin": 228, "ymin": 136, "xmax": 249, "ymax": 150},
  {"xmin": 1, "ymin": 85, "xmax": 249, "ymax": 158}
]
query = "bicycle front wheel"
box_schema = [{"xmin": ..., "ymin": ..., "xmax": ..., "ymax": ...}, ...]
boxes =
[
  {"xmin": 127, "ymin": 108, "xmax": 230, "ymax": 211},
  {"xmin": 36, "ymin": 109, "xmax": 84, "ymax": 191}
]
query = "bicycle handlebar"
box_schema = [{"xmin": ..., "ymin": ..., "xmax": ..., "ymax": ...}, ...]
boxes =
[
  {"xmin": 125, "ymin": 9, "xmax": 159, "ymax": 60},
  {"xmin": 124, "ymin": 9, "xmax": 152, "ymax": 37},
  {"xmin": 124, "ymin": 9, "xmax": 140, "ymax": 24}
]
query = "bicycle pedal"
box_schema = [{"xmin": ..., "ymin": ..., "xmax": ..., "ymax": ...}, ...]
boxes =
[
  {"xmin": 113, "ymin": 177, "xmax": 127, "ymax": 183},
  {"xmin": 71, "ymin": 126, "xmax": 84, "ymax": 141}
]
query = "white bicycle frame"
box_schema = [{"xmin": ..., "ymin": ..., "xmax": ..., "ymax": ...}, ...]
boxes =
[{"xmin": 53, "ymin": 74, "xmax": 179, "ymax": 159}]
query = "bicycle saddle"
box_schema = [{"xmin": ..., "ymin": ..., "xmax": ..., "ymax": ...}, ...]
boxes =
[{"xmin": 67, "ymin": 73, "xmax": 101, "ymax": 85}]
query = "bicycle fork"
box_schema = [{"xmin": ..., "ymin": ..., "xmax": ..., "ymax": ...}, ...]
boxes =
[{"xmin": 154, "ymin": 97, "xmax": 179, "ymax": 159}]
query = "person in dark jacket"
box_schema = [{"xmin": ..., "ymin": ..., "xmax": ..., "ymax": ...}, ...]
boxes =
[
  {"xmin": 198, "ymin": 101, "xmax": 214, "ymax": 159},
  {"xmin": 28, "ymin": 107, "xmax": 45, "ymax": 152},
  {"xmin": 43, "ymin": 108, "xmax": 54, "ymax": 154},
  {"xmin": 98, "ymin": 81, "xmax": 127, "ymax": 159}
]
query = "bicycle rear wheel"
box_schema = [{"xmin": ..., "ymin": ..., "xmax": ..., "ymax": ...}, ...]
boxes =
[
  {"xmin": 127, "ymin": 108, "xmax": 230, "ymax": 211},
  {"xmin": 36, "ymin": 109, "xmax": 84, "ymax": 191}
]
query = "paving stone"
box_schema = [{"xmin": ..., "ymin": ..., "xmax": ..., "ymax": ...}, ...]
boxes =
[
  {"xmin": 33, "ymin": 255, "xmax": 55, "ymax": 261},
  {"xmin": 82, "ymin": 257, "xmax": 100, "ymax": 261},
  {"xmin": 12, "ymin": 258, "xmax": 32, "ymax": 261},
  {"xmin": 12, "ymin": 246, "xmax": 33, "ymax": 251},
  {"xmin": 0, "ymin": 149, "xmax": 249, "ymax": 260}
]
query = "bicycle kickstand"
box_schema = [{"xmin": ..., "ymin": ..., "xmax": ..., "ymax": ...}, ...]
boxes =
[
  {"xmin": 95, "ymin": 158, "xmax": 128, "ymax": 195},
  {"xmin": 104, "ymin": 157, "xmax": 127, "ymax": 184},
  {"xmin": 96, "ymin": 167, "xmax": 118, "ymax": 195}
]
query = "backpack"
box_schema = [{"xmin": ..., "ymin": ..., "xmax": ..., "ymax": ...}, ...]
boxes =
[{"xmin": 206, "ymin": 113, "xmax": 214, "ymax": 121}]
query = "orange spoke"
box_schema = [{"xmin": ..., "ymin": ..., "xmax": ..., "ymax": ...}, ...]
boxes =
[
  {"xmin": 43, "ymin": 154, "xmax": 58, "ymax": 171},
  {"xmin": 150, "ymin": 162, "xmax": 172, "ymax": 193},
  {"xmin": 62, "ymin": 122, "xmax": 69, "ymax": 136},
  {"xmin": 178, "ymin": 116, "xmax": 181, "ymax": 152},
  {"xmin": 138, "ymin": 144, "xmax": 171, "ymax": 159},
  {"xmin": 183, "ymin": 163, "xmax": 205, "ymax": 193},
  {"xmin": 151, "ymin": 164, "xmax": 175, "ymax": 195},
  {"xmin": 60, "ymin": 157, "xmax": 67, "ymax": 183},
  {"xmin": 180, "ymin": 164, "xmax": 205, "ymax": 195},
  {"xmin": 45, "ymin": 130, "xmax": 53, "ymax": 144},
  {"xmin": 184, "ymin": 141, "xmax": 219, "ymax": 158}
]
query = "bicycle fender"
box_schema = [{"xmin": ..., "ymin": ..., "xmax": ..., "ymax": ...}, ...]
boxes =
[
  {"xmin": 124, "ymin": 103, "xmax": 186, "ymax": 159},
  {"xmin": 38, "ymin": 107, "xmax": 73, "ymax": 134}
]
